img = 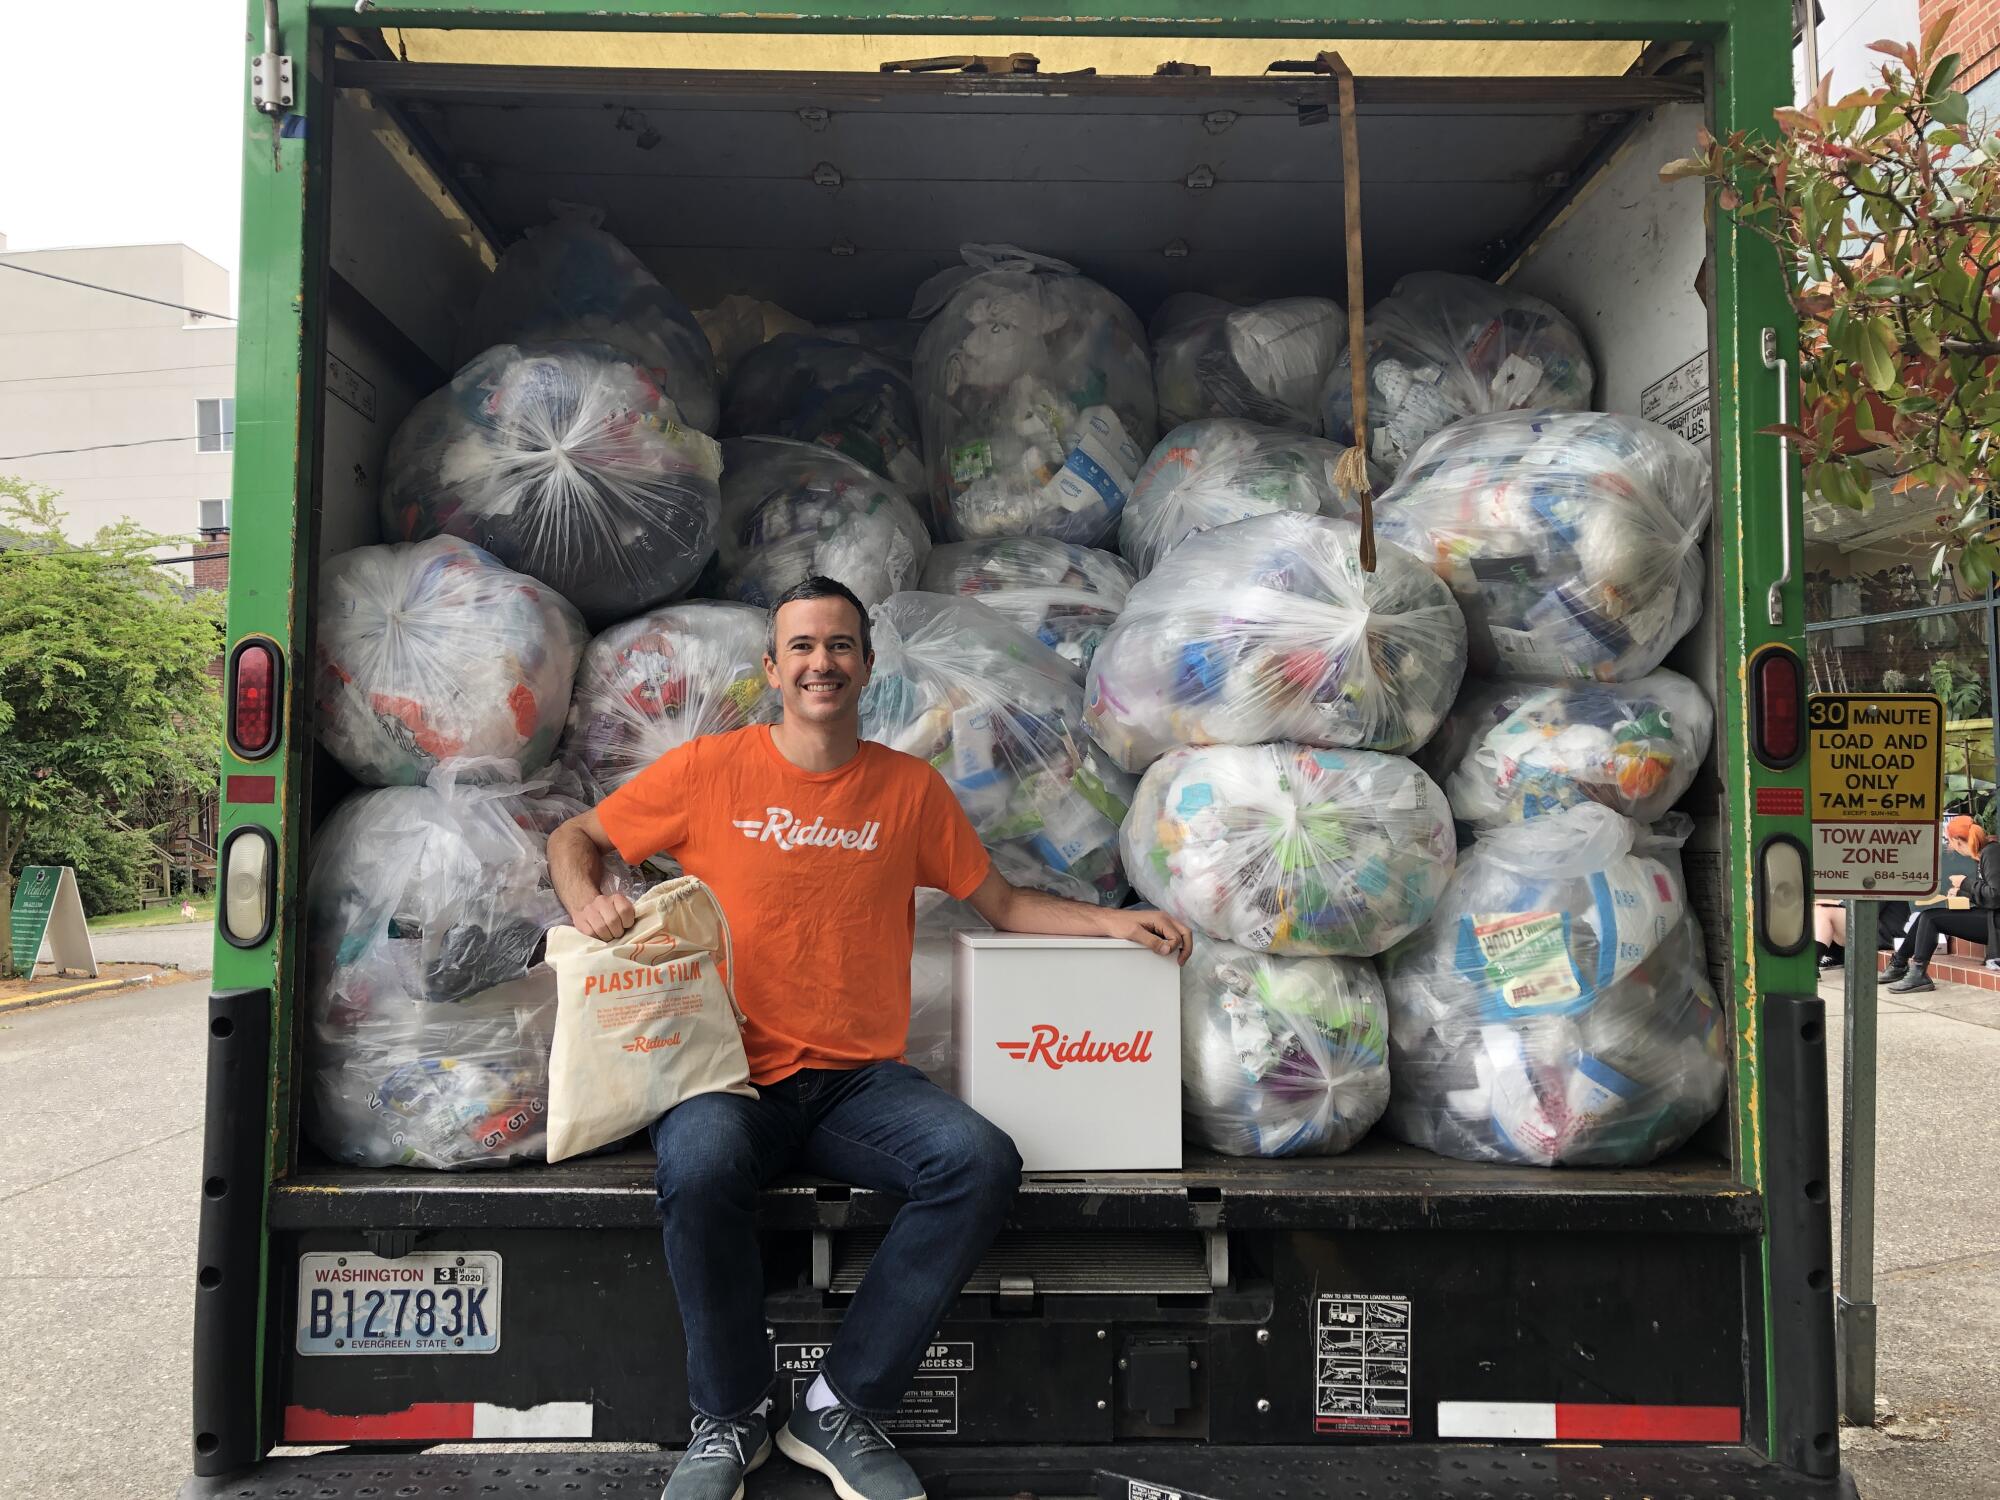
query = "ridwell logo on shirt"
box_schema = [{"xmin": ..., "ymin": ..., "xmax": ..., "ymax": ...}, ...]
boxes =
[{"xmin": 732, "ymin": 806, "xmax": 882, "ymax": 853}]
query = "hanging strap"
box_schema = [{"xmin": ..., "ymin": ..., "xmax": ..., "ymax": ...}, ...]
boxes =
[{"xmin": 1320, "ymin": 51, "xmax": 1377, "ymax": 573}]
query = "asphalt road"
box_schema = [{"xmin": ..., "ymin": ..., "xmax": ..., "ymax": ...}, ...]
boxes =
[{"xmin": 84, "ymin": 922, "xmax": 215, "ymax": 975}]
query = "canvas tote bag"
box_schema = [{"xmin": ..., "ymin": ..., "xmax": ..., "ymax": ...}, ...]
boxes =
[{"xmin": 544, "ymin": 877, "xmax": 756, "ymax": 1162}]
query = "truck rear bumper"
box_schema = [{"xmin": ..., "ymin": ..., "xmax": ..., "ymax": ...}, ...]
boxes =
[{"xmin": 182, "ymin": 1443, "xmax": 1857, "ymax": 1499}]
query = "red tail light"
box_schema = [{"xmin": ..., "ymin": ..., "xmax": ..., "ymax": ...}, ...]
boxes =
[
  {"xmin": 1752, "ymin": 646, "xmax": 1803, "ymax": 769},
  {"xmin": 228, "ymin": 639, "xmax": 283, "ymax": 759}
]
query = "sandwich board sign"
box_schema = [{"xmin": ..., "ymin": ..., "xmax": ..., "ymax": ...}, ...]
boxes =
[
  {"xmin": 9, "ymin": 866, "xmax": 98, "ymax": 978},
  {"xmin": 1807, "ymin": 693, "xmax": 1945, "ymax": 897}
]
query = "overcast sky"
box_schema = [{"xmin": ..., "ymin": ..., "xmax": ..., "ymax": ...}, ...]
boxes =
[{"xmin": 0, "ymin": 1, "xmax": 244, "ymax": 287}]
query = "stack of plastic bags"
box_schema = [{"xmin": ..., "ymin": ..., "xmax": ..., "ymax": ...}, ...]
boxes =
[
  {"xmin": 1423, "ymin": 670, "xmax": 1714, "ymax": 827},
  {"xmin": 1181, "ymin": 935, "xmax": 1390, "ymax": 1157},
  {"xmin": 1320, "ymin": 272, "xmax": 1593, "ymax": 477},
  {"xmin": 315, "ymin": 537, "xmax": 585, "ymax": 786},
  {"xmin": 1151, "ymin": 295, "xmax": 1344, "ymax": 432},
  {"xmin": 723, "ymin": 333, "xmax": 925, "ymax": 492},
  {"xmin": 1086, "ymin": 513, "xmax": 1466, "ymax": 770},
  {"xmin": 1378, "ymin": 803, "xmax": 1726, "ymax": 1167},
  {"xmin": 713, "ymin": 438, "xmax": 930, "ymax": 610},
  {"xmin": 460, "ymin": 212, "xmax": 719, "ymax": 434},
  {"xmin": 1119, "ymin": 419, "xmax": 1366, "ymax": 578},
  {"xmin": 913, "ymin": 245, "xmax": 1156, "ymax": 546},
  {"xmin": 561, "ymin": 601, "xmax": 779, "ymax": 797},
  {"xmin": 1123, "ymin": 744, "xmax": 1454, "ymax": 956},
  {"xmin": 920, "ymin": 537, "xmax": 1135, "ymax": 674},
  {"xmin": 1378, "ymin": 410, "xmax": 1713, "ymax": 682},
  {"xmin": 380, "ymin": 341, "xmax": 724, "ymax": 626},
  {"xmin": 860, "ymin": 592, "xmax": 1136, "ymax": 905},
  {"xmin": 303, "ymin": 763, "xmax": 636, "ymax": 1170},
  {"xmin": 908, "ymin": 891, "xmax": 989, "ymax": 1091}
]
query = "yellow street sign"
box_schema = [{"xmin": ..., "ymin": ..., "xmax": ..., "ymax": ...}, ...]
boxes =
[{"xmin": 1808, "ymin": 693, "xmax": 1945, "ymax": 898}]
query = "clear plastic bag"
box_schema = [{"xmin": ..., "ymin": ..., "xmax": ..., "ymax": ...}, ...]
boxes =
[
  {"xmin": 1421, "ymin": 669, "xmax": 1714, "ymax": 828},
  {"xmin": 713, "ymin": 437, "xmax": 931, "ymax": 609},
  {"xmin": 913, "ymin": 245, "xmax": 1156, "ymax": 546},
  {"xmin": 1320, "ymin": 272, "xmax": 1594, "ymax": 477},
  {"xmin": 560, "ymin": 600, "xmax": 780, "ymax": 797},
  {"xmin": 1377, "ymin": 803, "xmax": 1727, "ymax": 1167},
  {"xmin": 1119, "ymin": 418, "xmax": 1367, "ymax": 578},
  {"xmin": 1151, "ymin": 294, "xmax": 1344, "ymax": 433},
  {"xmin": 460, "ymin": 211, "xmax": 719, "ymax": 433},
  {"xmin": 723, "ymin": 334, "xmax": 926, "ymax": 493},
  {"xmin": 1085, "ymin": 513, "xmax": 1466, "ymax": 771},
  {"xmin": 919, "ymin": 537, "xmax": 1135, "ymax": 674},
  {"xmin": 909, "ymin": 891, "xmax": 990, "ymax": 1091},
  {"xmin": 860, "ymin": 592, "xmax": 1136, "ymax": 904},
  {"xmin": 1122, "ymin": 743, "xmax": 1454, "ymax": 956},
  {"xmin": 303, "ymin": 764, "xmax": 637, "ymax": 1170},
  {"xmin": 314, "ymin": 536, "xmax": 586, "ymax": 787},
  {"xmin": 1181, "ymin": 934, "xmax": 1390, "ymax": 1157},
  {"xmin": 1377, "ymin": 410, "xmax": 1713, "ymax": 682},
  {"xmin": 380, "ymin": 341, "xmax": 724, "ymax": 628}
]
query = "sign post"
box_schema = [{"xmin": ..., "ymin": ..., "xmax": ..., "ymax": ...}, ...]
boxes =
[
  {"xmin": 1807, "ymin": 693, "xmax": 1945, "ymax": 898},
  {"xmin": 8, "ymin": 865, "xmax": 99, "ymax": 979}
]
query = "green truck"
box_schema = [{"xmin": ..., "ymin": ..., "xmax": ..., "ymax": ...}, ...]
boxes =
[{"xmin": 192, "ymin": 3, "xmax": 1845, "ymax": 1496}]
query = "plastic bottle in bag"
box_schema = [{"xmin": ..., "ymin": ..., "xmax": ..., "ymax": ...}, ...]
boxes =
[
  {"xmin": 1181, "ymin": 934, "xmax": 1390, "ymax": 1157},
  {"xmin": 919, "ymin": 536, "xmax": 1135, "ymax": 674},
  {"xmin": 1122, "ymin": 743, "xmax": 1454, "ymax": 956},
  {"xmin": 460, "ymin": 211, "xmax": 719, "ymax": 433},
  {"xmin": 1151, "ymin": 294, "xmax": 1344, "ymax": 433},
  {"xmin": 860, "ymin": 592, "xmax": 1136, "ymax": 905},
  {"xmin": 1086, "ymin": 513, "xmax": 1466, "ymax": 771},
  {"xmin": 315, "ymin": 536, "xmax": 587, "ymax": 787},
  {"xmin": 380, "ymin": 341, "xmax": 724, "ymax": 627},
  {"xmin": 1320, "ymin": 272, "xmax": 1594, "ymax": 477},
  {"xmin": 1377, "ymin": 803, "xmax": 1727, "ymax": 1167},
  {"xmin": 723, "ymin": 333, "xmax": 926, "ymax": 493},
  {"xmin": 1377, "ymin": 409, "xmax": 1713, "ymax": 682},
  {"xmin": 713, "ymin": 437, "xmax": 931, "ymax": 610},
  {"xmin": 1420, "ymin": 669, "xmax": 1714, "ymax": 827},
  {"xmin": 1118, "ymin": 418, "xmax": 1371, "ymax": 578},
  {"xmin": 913, "ymin": 245, "xmax": 1156, "ymax": 546}
]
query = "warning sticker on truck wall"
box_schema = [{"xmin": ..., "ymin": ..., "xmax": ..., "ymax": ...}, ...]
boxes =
[
  {"xmin": 776, "ymin": 1342, "xmax": 970, "ymax": 1435},
  {"xmin": 1314, "ymin": 1292, "xmax": 1413, "ymax": 1435}
]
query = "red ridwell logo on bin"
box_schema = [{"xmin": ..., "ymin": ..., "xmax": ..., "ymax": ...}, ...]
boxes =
[{"xmin": 996, "ymin": 1026, "xmax": 1155, "ymax": 1071}]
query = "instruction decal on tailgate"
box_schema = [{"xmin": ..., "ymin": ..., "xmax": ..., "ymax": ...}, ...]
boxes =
[
  {"xmin": 1314, "ymin": 1292, "xmax": 1412, "ymax": 1435},
  {"xmin": 297, "ymin": 1251, "xmax": 501, "ymax": 1355},
  {"xmin": 777, "ymin": 1341, "xmax": 971, "ymax": 1435}
]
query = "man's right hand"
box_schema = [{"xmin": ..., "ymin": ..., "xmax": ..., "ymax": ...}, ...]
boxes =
[{"xmin": 568, "ymin": 891, "xmax": 639, "ymax": 942}]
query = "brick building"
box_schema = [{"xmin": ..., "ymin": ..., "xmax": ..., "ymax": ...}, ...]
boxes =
[{"xmin": 1918, "ymin": 0, "xmax": 2000, "ymax": 107}]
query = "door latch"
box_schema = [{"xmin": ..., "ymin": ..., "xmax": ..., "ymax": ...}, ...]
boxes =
[{"xmin": 252, "ymin": 0, "xmax": 294, "ymax": 116}]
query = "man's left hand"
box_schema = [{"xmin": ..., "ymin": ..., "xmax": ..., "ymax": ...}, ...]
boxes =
[{"xmin": 1107, "ymin": 908, "xmax": 1194, "ymax": 964}]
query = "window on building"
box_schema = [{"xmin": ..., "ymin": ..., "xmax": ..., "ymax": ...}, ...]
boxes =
[
  {"xmin": 197, "ymin": 398, "xmax": 235, "ymax": 453},
  {"xmin": 199, "ymin": 499, "xmax": 230, "ymax": 535}
]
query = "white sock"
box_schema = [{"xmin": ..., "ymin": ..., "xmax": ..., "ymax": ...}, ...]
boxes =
[{"xmin": 804, "ymin": 1374, "xmax": 839, "ymax": 1412}]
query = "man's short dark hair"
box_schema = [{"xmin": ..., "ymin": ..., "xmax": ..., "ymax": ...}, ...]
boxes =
[{"xmin": 765, "ymin": 575, "xmax": 873, "ymax": 661}]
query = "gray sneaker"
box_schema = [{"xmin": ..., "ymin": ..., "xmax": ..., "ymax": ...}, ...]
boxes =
[
  {"xmin": 663, "ymin": 1409, "xmax": 771, "ymax": 1500},
  {"xmin": 775, "ymin": 1400, "xmax": 925, "ymax": 1500}
]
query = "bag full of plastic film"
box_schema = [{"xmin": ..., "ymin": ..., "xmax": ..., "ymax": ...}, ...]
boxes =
[
  {"xmin": 1320, "ymin": 272, "xmax": 1594, "ymax": 478},
  {"xmin": 460, "ymin": 208, "xmax": 719, "ymax": 433},
  {"xmin": 1377, "ymin": 803, "xmax": 1726, "ymax": 1167},
  {"xmin": 561, "ymin": 600, "xmax": 780, "ymax": 797},
  {"xmin": 1151, "ymin": 294, "xmax": 1344, "ymax": 433},
  {"xmin": 380, "ymin": 341, "xmax": 724, "ymax": 628},
  {"xmin": 314, "ymin": 536, "xmax": 586, "ymax": 787},
  {"xmin": 1119, "ymin": 418, "xmax": 1367, "ymax": 578},
  {"xmin": 713, "ymin": 437, "xmax": 930, "ymax": 610},
  {"xmin": 1377, "ymin": 410, "xmax": 1713, "ymax": 682},
  {"xmin": 1182, "ymin": 934, "xmax": 1389, "ymax": 1157},
  {"xmin": 860, "ymin": 592, "xmax": 1137, "ymax": 905},
  {"xmin": 909, "ymin": 891, "xmax": 990, "ymax": 1091},
  {"xmin": 919, "ymin": 537, "xmax": 1135, "ymax": 674},
  {"xmin": 723, "ymin": 333, "xmax": 926, "ymax": 493},
  {"xmin": 913, "ymin": 244, "xmax": 1156, "ymax": 546},
  {"xmin": 1086, "ymin": 513, "xmax": 1466, "ymax": 773},
  {"xmin": 302, "ymin": 762, "xmax": 637, "ymax": 1170},
  {"xmin": 1123, "ymin": 743, "xmax": 1454, "ymax": 957},
  {"xmin": 1423, "ymin": 669, "xmax": 1714, "ymax": 828}
]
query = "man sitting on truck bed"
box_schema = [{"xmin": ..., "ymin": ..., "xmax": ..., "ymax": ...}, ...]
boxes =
[{"xmin": 550, "ymin": 574, "xmax": 1191, "ymax": 1500}]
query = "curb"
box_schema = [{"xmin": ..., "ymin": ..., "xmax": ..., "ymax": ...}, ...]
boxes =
[{"xmin": 0, "ymin": 971, "xmax": 158, "ymax": 1015}]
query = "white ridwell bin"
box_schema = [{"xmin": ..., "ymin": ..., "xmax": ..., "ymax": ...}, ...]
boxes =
[{"xmin": 951, "ymin": 932, "xmax": 1183, "ymax": 1171}]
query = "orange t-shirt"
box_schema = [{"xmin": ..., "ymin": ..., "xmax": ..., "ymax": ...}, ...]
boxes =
[{"xmin": 596, "ymin": 724, "xmax": 992, "ymax": 1085}]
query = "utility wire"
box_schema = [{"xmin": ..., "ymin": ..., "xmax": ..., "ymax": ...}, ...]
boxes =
[
  {"xmin": 0, "ymin": 361, "xmax": 233, "ymax": 386},
  {"xmin": 0, "ymin": 261, "xmax": 237, "ymax": 323},
  {"xmin": 0, "ymin": 432, "xmax": 232, "ymax": 461}
]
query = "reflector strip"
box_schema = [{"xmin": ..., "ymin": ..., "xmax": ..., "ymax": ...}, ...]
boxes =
[
  {"xmin": 283, "ymin": 1401, "xmax": 593, "ymax": 1442},
  {"xmin": 226, "ymin": 775, "xmax": 276, "ymax": 804},
  {"xmin": 1756, "ymin": 785, "xmax": 1806, "ymax": 817},
  {"xmin": 1437, "ymin": 1402, "xmax": 1739, "ymax": 1441}
]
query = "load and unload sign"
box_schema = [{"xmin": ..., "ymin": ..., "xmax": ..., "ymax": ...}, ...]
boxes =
[{"xmin": 1808, "ymin": 693, "xmax": 1944, "ymax": 897}]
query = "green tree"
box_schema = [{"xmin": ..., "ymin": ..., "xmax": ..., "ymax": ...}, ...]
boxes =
[{"xmin": 0, "ymin": 479, "xmax": 223, "ymax": 974}]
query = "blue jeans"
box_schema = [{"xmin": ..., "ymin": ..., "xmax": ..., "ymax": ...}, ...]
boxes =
[{"xmin": 648, "ymin": 1061, "xmax": 1022, "ymax": 1420}]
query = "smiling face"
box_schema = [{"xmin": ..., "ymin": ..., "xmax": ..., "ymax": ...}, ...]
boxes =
[{"xmin": 764, "ymin": 594, "xmax": 873, "ymax": 728}]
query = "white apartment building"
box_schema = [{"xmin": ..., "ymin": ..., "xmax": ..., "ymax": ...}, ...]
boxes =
[{"xmin": 0, "ymin": 234, "xmax": 235, "ymax": 550}]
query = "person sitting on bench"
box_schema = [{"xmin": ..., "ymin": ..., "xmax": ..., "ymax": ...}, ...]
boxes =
[{"xmin": 1882, "ymin": 815, "xmax": 2000, "ymax": 993}]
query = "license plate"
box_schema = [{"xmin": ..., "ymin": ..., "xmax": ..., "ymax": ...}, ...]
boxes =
[{"xmin": 296, "ymin": 1251, "xmax": 501, "ymax": 1355}]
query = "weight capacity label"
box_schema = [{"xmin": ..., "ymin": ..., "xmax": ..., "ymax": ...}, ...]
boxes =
[{"xmin": 1808, "ymin": 694, "xmax": 1944, "ymax": 897}]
